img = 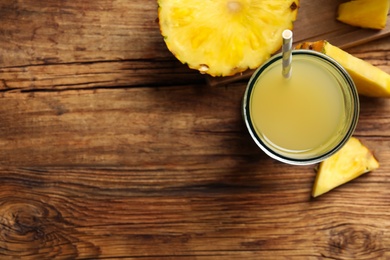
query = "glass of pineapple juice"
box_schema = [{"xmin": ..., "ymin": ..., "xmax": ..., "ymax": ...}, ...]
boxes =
[{"xmin": 243, "ymin": 50, "xmax": 359, "ymax": 165}]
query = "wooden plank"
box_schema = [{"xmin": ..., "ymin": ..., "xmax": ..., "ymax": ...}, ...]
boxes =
[
  {"xmin": 2, "ymin": 164, "xmax": 390, "ymax": 259},
  {"xmin": 0, "ymin": 141, "xmax": 389, "ymax": 258},
  {"xmin": 207, "ymin": 0, "xmax": 390, "ymax": 86},
  {"xmin": 0, "ymin": 33, "xmax": 390, "ymax": 91},
  {"xmin": 0, "ymin": 60, "xmax": 204, "ymax": 91},
  {"xmin": 0, "ymin": 83, "xmax": 387, "ymax": 167},
  {"xmin": 0, "ymin": 36, "xmax": 388, "ymax": 92},
  {"xmin": 0, "ymin": 0, "xmax": 169, "ymax": 67}
]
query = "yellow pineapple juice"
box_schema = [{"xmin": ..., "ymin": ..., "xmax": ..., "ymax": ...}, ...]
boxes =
[{"xmin": 243, "ymin": 50, "xmax": 359, "ymax": 165}]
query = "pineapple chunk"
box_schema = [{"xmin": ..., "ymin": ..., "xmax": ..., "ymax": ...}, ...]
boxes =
[
  {"xmin": 295, "ymin": 40, "xmax": 390, "ymax": 98},
  {"xmin": 312, "ymin": 137, "xmax": 379, "ymax": 197},
  {"xmin": 158, "ymin": 0, "xmax": 299, "ymax": 77},
  {"xmin": 337, "ymin": 0, "xmax": 389, "ymax": 30}
]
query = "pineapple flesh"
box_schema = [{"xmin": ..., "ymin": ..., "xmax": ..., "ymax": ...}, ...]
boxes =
[
  {"xmin": 337, "ymin": 0, "xmax": 390, "ymax": 30},
  {"xmin": 158, "ymin": 0, "xmax": 299, "ymax": 77},
  {"xmin": 295, "ymin": 40, "xmax": 390, "ymax": 98},
  {"xmin": 312, "ymin": 137, "xmax": 379, "ymax": 197}
]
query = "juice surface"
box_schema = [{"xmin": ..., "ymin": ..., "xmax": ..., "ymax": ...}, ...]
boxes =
[{"xmin": 250, "ymin": 57, "xmax": 345, "ymax": 152}]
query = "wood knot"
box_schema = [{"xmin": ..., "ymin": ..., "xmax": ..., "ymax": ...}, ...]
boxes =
[
  {"xmin": 326, "ymin": 225, "xmax": 384, "ymax": 259},
  {"xmin": 0, "ymin": 197, "xmax": 99, "ymax": 258}
]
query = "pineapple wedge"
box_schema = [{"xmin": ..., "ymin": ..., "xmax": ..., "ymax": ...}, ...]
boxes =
[
  {"xmin": 337, "ymin": 0, "xmax": 389, "ymax": 30},
  {"xmin": 158, "ymin": 0, "xmax": 299, "ymax": 77},
  {"xmin": 312, "ymin": 137, "xmax": 379, "ymax": 197},
  {"xmin": 295, "ymin": 40, "xmax": 390, "ymax": 98}
]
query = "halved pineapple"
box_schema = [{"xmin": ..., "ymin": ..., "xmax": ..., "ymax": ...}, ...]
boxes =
[
  {"xmin": 158, "ymin": 0, "xmax": 299, "ymax": 77},
  {"xmin": 312, "ymin": 137, "xmax": 379, "ymax": 197},
  {"xmin": 337, "ymin": 0, "xmax": 389, "ymax": 30},
  {"xmin": 295, "ymin": 40, "xmax": 390, "ymax": 98}
]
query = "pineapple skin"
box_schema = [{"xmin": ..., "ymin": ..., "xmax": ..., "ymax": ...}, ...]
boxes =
[
  {"xmin": 337, "ymin": 0, "xmax": 390, "ymax": 30},
  {"xmin": 295, "ymin": 40, "xmax": 390, "ymax": 98},
  {"xmin": 312, "ymin": 137, "xmax": 379, "ymax": 197},
  {"xmin": 158, "ymin": 0, "xmax": 300, "ymax": 77}
]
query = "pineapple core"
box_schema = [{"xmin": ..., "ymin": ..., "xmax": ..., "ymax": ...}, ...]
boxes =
[{"xmin": 227, "ymin": 1, "xmax": 242, "ymax": 13}]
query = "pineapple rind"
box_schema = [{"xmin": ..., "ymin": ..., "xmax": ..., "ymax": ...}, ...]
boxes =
[
  {"xmin": 158, "ymin": 0, "xmax": 299, "ymax": 77},
  {"xmin": 337, "ymin": 0, "xmax": 389, "ymax": 30},
  {"xmin": 295, "ymin": 40, "xmax": 390, "ymax": 98},
  {"xmin": 312, "ymin": 137, "xmax": 379, "ymax": 197}
]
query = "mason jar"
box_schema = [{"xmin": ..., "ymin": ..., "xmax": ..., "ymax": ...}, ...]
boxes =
[{"xmin": 242, "ymin": 50, "xmax": 359, "ymax": 165}]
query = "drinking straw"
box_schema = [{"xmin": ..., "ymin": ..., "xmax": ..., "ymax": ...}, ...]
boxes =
[{"xmin": 282, "ymin": 29, "xmax": 293, "ymax": 79}]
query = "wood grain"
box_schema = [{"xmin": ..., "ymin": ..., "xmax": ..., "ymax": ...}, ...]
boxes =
[
  {"xmin": 1, "ymin": 81, "xmax": 390, "ymax": 259},
  {"xmin": 1, "ymin": 0, "xmax": 390, "ymax": 259},
  {"xmin": 1, "ymin": 166, "xmax": 390, "ymax": 259},
  {"xmin": 0, "ymin": 60, "xmax": 204, "ymax": 91},
  {"xmin": 0, "ymin": 0, "xmax": 168, "ymax": 67}
]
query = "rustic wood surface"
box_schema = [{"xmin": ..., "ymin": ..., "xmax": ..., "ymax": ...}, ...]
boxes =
[{"xmin": 1, "ymin": 0, "xmax": 390, "ymax": 259}]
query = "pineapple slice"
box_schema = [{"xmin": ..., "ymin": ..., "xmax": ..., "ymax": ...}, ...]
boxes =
[
  {"xmin": 337, "ymin": 0, "xmax": 390, "ymax": 30},
  {"xmin": 312, "ymin": 137, "xmax": 379, "ymax": 197},
  {"xmin": 295, "ymin": 40, "xmax": 390, "ymax": 98},
  {"xmin": 158, "ymin": 0, "xmax": 299, "ymax": 77}
]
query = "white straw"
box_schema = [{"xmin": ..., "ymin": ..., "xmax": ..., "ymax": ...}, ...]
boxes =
[{"xmin": 282, "ymin": 29, "xmax": 293, "ymax": 79}]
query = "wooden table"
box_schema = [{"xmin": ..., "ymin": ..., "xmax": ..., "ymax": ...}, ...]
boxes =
[{"xmin": 1, "ymin": 1, "xmax": 390, "ymax": 259}]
